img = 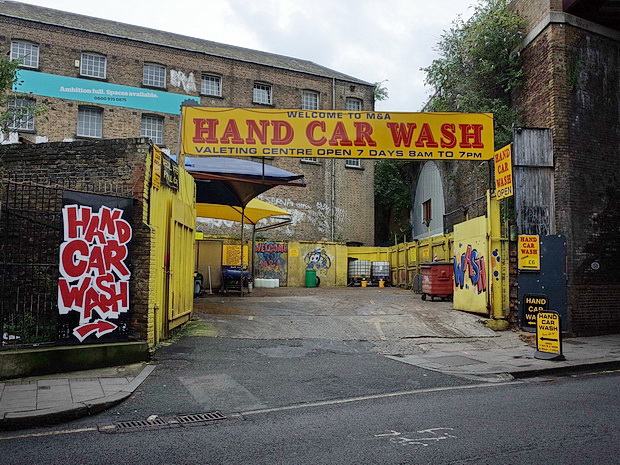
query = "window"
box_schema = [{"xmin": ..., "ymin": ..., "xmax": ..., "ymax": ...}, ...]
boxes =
[
  {"xmin": 301, "ymin": 157, "xmax": 320, "ymax": 164},
  {"xmin": 346, "ymin": 98, "xmax": 362, "ymax": 111},
  {"xmin": 422, "ymin": 199, "xmax": 432, "ymax": 226},
  {"xmin": 141, "ymin": 115, "xmax": 164, "ymax": 145},
  {"xmin": 345, "ymin": 159, "xmax": 361, "ymax": 168},
  {"xmin": 10, "ymin": 40, "xmax": 39, "ymax": 68},
  {"xmin": 80, "ymin": 52, "xmax": 107, "ymax": 79},
  {"xmin": 7, "ymin": 97, "xmax": 35, "ymax": 131},
  {"xmin": 301, "ymin": 91, "xmax": 319, "ymax": 110},
  {"xmin": 201, "ymin": 74, "xmax": 221, "ymax": 96},
  {"xmin": 77, "ymin": 107, "xmax": 103, "ymax": 138},
  {"xmin": 143, "ymin": 63, "xmax": 166, "ymax": 88},
  {"xmin": 253, "ymin": 83, "xmax": 272, "ymax": 105}
]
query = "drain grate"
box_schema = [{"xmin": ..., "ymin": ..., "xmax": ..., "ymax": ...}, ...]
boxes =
[
  {"xmin": 114, "ymin": 417, "xmax": 168, "ymax": 432},
  {"xmin": 175, "ymin": 411, "xmax": 226, "ymax": 425}
]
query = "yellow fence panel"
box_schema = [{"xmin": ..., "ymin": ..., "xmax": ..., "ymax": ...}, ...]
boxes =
[{"xmin": 453, "ymin": 216, "xmax": 489, "ymax": 315}]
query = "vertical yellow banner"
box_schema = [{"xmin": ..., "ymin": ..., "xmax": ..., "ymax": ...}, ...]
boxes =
[
  {"xmin": 518, "ymin": 235, "xmax": 540, "ymax": 270},
  {"xmin": 494, "ymin": 144, "xmax": 513, "ymax": 199}
]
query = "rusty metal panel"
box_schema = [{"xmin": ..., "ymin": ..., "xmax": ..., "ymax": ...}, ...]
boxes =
[{"xmin": 513, "ymin": 128, "xmax": 555, "ymax": 235}]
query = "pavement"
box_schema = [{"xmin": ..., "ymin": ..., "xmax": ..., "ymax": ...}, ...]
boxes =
[
  {"xmin": 0, "ymin": 363, "xmax": 155, "ymax": 430},
  {"xmin": 2, "ymin": 287, "xmax": 620, "ymax": 430}
]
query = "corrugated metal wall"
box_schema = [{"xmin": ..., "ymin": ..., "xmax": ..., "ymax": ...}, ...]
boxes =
[{"xmin": 412, "ymin": 161, "xmax": 446, "ymax": 239}]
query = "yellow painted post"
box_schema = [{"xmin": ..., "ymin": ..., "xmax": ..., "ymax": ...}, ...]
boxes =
[{"xmin": 487, "ymin": 190, "xmax": 509, "ymax": 320}]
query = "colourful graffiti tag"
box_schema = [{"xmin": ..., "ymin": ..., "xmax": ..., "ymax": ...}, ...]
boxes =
[
  {"xmin": 58, "ymin": 205, "xmax": 132, "ymax": 342},
  {"xmin": 454, "ymin": 244, "xmax": 487, "ymax": 293},
  {"xmin": 304, "ymin": 247, "xmax": 332, "ymax": 271},
  {"xmin": 254, "ymin": 241, "xmax": 288, "ymax": 284}
]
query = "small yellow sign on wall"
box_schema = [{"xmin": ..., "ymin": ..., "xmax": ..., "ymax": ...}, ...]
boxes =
[
  {"xmin": 518, "ymin": 235, "xmax": 540, "ymax": 271},
  {"xmin": 494, "ymin": 144, "xmax": 513, "ymax": 199},
  {"xmin": 223, "ymin": 245, "xmax": 249, "ymax": 266}
]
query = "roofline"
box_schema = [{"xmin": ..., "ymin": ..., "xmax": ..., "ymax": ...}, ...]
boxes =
[{"xmin": 0, "ymin": 11, "xmax": 373, "ymax": 87}]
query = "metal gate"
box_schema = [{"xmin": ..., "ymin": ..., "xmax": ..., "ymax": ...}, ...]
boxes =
[
  {"xmin": 518, "ymin": 235, "xmax": 568, "ymax": 332},
  {"xmin": 0, "ymin": 180, "xmax": 63, "ymax": 347}
]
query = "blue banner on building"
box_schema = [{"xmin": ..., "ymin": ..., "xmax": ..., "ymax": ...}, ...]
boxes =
[{"xmin": 14, "ymin": 70, "xmax": 200, "ymax": 114}]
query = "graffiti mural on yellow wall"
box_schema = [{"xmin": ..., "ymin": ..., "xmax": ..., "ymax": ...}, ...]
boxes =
[
  {"xmin": 454, "ymin": 245, "xmax": 487, "ymax": 294},
  {"xmin": 304, "ymin": 246, "xmax": 332, "ymax": 272}
]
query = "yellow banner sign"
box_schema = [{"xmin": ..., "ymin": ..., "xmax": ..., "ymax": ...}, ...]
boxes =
[
  {"xmin": 152, "ymin": 146, "xmax": 162, "ymax": 189},
  {"xmin": 494, "ymin": 144, "xmax": 513, "ymax": 199},
  {"xmin": 181, "ymin": 107, "xmax": 494, "ymax": 160},
  {"xmin": 518, "ymin": 235, "xmax": 540, "ymax": 271},
  {"xmin": 536, "ymin": 311, "xmax": 562, "ymax": 355}
]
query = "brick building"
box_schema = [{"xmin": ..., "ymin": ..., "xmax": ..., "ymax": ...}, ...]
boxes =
[
  {"xmin": 510, "ymin": 0, "xmax": 620, "ymax": 335},
  {"xmin": 0, "ymin": 0, "xmax": 376, "ymax": 245},
  {"xmin": 408, "ymin": 0, "xmax": 619, "ymax": 335}
]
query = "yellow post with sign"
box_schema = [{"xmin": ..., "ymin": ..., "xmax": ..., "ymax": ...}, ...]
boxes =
[{"xmin": 535, "ymin": 311, "xmax": 564, "ymax": 360}]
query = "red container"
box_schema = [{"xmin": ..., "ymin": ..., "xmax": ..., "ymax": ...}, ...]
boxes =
[{"xmin": 420, "ymin": 262, "xmax": 454, "ymax": 301}]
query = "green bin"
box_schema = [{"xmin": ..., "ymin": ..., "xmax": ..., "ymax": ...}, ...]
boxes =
[{"xmin": 305, "ymin": 269, "xmax": 317, "ymax": 288}]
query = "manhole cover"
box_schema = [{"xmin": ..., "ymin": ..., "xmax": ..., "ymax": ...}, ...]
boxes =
[{"xmin": 431, "ymin": 355, "xmax": 484, "ymax": 367}]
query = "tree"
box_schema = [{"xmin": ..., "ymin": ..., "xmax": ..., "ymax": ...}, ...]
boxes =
[
  {"xmin": 0, "ymin": 56, "xmax": 45, "ymax": 141},
  {"xmin": 373, "ymin": 80, "xmax": 389, "ymax": 103},
  {"xmin": 422, "ymin": 0, "xmax": 523, "ymax": 148}
]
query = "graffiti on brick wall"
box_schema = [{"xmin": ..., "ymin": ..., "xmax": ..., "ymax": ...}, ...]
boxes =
[
  {"xmin": 454, "ymin": 244, "xmax": 487, "ymax": 294},
  {"xmin": 254, "ymin": 241, "xmax": 288, "ymax": 284},
  {"xmin": 170, "ymin": 69, "xmax": 197, "ymax": 93},
  {"xmin": 58, "ymin": 204, "xmax": 132, "ymax": 342},
  {"xmin": 304, "ymin": 246, "xmax": 332, "ymax": 272}
]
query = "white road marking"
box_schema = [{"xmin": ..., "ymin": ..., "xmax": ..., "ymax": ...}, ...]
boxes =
[
  {"xmin": 0, "ymin": 427, "xmax": 97, "ymax": 441},
  {"xmin": 241, "ymin": 380, "xmax": 522, "ymax": 416}
]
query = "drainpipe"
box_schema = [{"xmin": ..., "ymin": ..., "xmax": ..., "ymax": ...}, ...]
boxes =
[{"xmin": 331, "ymin": 78, "xmax": 336, "ymax": 241}]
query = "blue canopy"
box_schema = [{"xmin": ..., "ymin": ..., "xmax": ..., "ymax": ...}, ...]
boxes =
[{"xmin": 183, "ymin": 157, "xmax": 305, "ymax": 207}]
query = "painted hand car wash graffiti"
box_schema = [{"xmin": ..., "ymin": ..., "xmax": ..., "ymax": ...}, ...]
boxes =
[
  {"xmin": 58, "ymin": 205, "xmax": 132, "ymax": 342},
  {"xmin": 454, "ymin": 245, "xmax": 487, "ymax": 293}
]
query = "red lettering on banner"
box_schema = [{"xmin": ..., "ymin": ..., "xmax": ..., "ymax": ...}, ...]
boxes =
[
  {"xmin": 440, "ymin": 124, "xmax": 457, "ymax": 148},
  {"xmin": 192, "ymin": 118, "xmax": 219, "ymax": 143},
  {"xmin": 271, "ymin": 120, "xmax": 294, "ymax": 145},
  {"xmin": 459, "ymin": 124, "xmax": 484, "ymax": 148},
  {"xmin": 353, "ymin": 122, "xmax": 376, "ymax": 147},
  {"xmin": 415, "ymin": 123, "xmax": 439, "ymax": 148},
  {"xmin": 306, "ymin": 121, "xmax": 327, "ymax": 146},
  {"xmin": 246, "ymin": 120, "xmax": 270, "ymax": 144}
]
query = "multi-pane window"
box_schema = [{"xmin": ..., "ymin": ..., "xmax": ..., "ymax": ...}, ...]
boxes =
[
  {"xmin": 301, "ymin": 91, "xmax": 319, "ymax": 110},
  {"xmin": 77, "ymin": 107, "xmax": 103, "ymax": 138},
  {"xmin": 253, "ymin": 83, "xmax": 272, "ymax": 105},
  {"xmin": 143, "ymin": 63, "xmax": 166, "ymax": 88},
  {"xmin": 7, "ymin": 97, "xmax": 35, "ymax": 131},
  {"xmin": 80, "ymin": 52, "xmax": 107, "ymax": 79},
  {"xmin": 346, "ymin": 98, "xmax": 362, "ymax": 111},
  {"xmin": 345, "ymin": 159, "xmax": 361, "ymax": 168},
  {"xmin": 10, "ymin": 40, "xmax": 39, "ymax": 68},
  {"xmin": 141, "ymin": 115, "xmax": 164, "ymax": 145},
  {"xmin": 422, "ymin": 199, "xmax": 433, "ymax": 226},
  {"xmin": 201, "ymin": 74, "xmax": 221, "ymax": 96}
]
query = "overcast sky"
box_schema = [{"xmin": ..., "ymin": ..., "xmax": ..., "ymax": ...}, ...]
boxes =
[{"xmin": 16, "ymin": 0, "xmax": 478, "ymax": 111}]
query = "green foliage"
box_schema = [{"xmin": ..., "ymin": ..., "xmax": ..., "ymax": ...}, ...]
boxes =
[
  {"xmin": 374, "ymin": 159, "xmax": 412, "ymax": 240},
  {"xmin": 373, "ymin": 80, "xmax": 389, "ymax": 102},
  {"xmin": 0, "ymin": 56, "xmax": 46, "ymax": 141},
  {"xmin": 422, "ymin": 0, "xmax": 523, "ymax": 148}
]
